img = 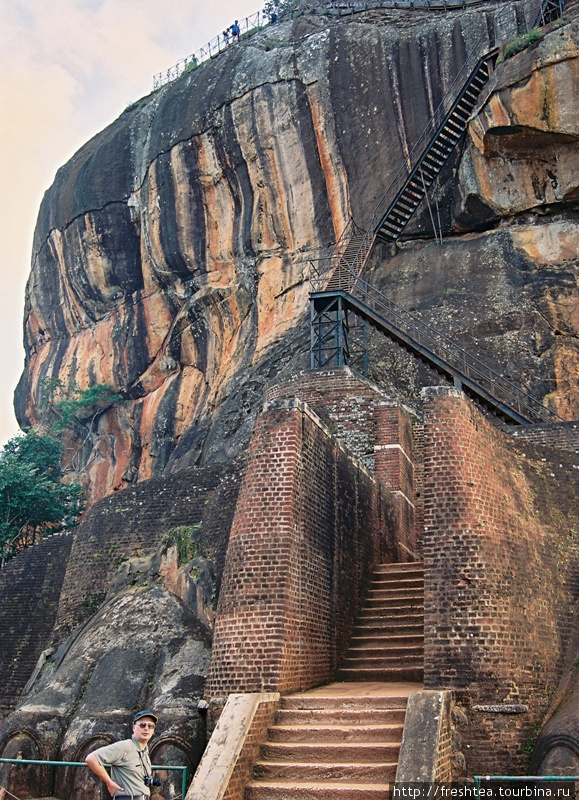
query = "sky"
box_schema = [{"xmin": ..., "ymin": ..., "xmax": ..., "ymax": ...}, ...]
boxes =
[{"xmin": 0, "ymin": 0, "xmax": 260, "ymax": 448}]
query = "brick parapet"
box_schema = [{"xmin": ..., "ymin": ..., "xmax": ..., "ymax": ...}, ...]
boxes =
[
  {"xmin": 264, "ymin": 367, "xmax": 394, "ymax": 470},
  {"xmin": 508, "ymin": 421, "xmax": 579, "ymax": 453},
  {"xmin": 205, "ymin": 398, "xmax": 397, "ymax": 700},
  {"xmin": 421, "ymin": 386, "xmax": 579, "ymax": 775},
  {"xmin": 185, "ymin": 692, "xmax": 280, "ymax": 800},
  {"xmin": 221, "ymin": 695, "xmax": 279, "ymax": 800}
]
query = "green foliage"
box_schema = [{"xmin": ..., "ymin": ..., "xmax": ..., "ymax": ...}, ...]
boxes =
[
  {"xmin": 521, "ymin": 717, "xmax": 544, "ymax": 758},
  {"xmin": 83, "ymin": 591, "xmax": 106, "ymax": 614},
  {"xmin": 125, "ymin": 97, "xmax": 150, "ymax": 113},
  {"xmin": 497, "ymin": 28, "xmax": 544, "ymax": 64},
  {"xmin": 0, "ymin": 431, "xmax": 85, "ymax": 566},
  {"xmin": 40, "ymin": 378, "xmax": 123, "ymax": 436},
  {"xmin": 183, "ymin": 57, "xmax": 198, "ymax": 74},
  {"xmin": 165, "ymin": 523, "xmax": 202, "ymax": 566}
]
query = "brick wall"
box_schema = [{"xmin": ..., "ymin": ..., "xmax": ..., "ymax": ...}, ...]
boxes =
[
  {"xmin": 422, "ymin": 386, "xmax": 579, "ymax": 775},
  {"xmin": 374, "ymin": 402, "xmax": 419, "ymax": 559},
  {"xmin": 265, "ymin": 367, "xmax": 423, "ymax": 558},
  {"xmin": 204, "ymin": 398, "xmax": 398, "ymax": 700},
  {"xmin": 0, "ymin": 533, "xmax": 74, "ymax": 722},
  {"xmin": 509, "ymin": 421, "xmax": 579, "ymax": 453},
  {"xmin": 53, "ymin": 459, "xmax": 244, "ymax": 641},
  {"xmin": 264, "ymin": 367, "xmax": 392, "ymax": 470}
]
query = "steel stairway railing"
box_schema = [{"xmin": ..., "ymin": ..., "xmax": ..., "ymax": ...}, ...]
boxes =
[
  {"xmin": 313, "ymin": 0, "xmax": 560, "ymax": 293},
  {"xmin": 310, "ymin": 262, "xmax": 563, "ymax": 424},
  {"xmin": 308, "ymin": 0, "xmax": 573, "ymax": 423}
]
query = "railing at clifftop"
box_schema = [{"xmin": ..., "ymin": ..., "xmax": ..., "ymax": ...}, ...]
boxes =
[
  {"xmin": 153, "ymin": 10, "xmax": 270, "ymax": 89},
  {"xmin": 152, "ymin": 0, "xmax": 555, "ymax": 90}
]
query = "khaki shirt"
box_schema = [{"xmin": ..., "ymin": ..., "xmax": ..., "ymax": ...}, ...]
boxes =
[{"xmin": 93, "ymin": 735, "xmax": 152, "ymax": 797}]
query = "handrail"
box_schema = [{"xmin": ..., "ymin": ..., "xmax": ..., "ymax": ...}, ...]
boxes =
[
  {"xmin": 153, "ymin": 10, "xmax": 270, "ymax": 89},
  {"xmin": 152, "ymin": 0, "xmax": 556, "ymax": 91},
  {"xmin": 311, "ymin": 259, "xmax": 562, "ymax": 424},
  {"xmin": 318, "ymin": 0, "xmax": 548, "ymax": 286},
  {"xmin": 474, "ymin": 775, "xmax": 579, "ymax": 792},
  {"xmin": 0, "ymin": 757, "xmax": 188, "ymax": 800}
]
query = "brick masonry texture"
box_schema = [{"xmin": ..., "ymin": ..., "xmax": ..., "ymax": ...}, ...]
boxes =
[
  {"xmin": 0, "ymin": 460, "xmax": 244, "ymax": 723},
  {"xmin": 265, "ymin": 367, "xmax": 423, "ymax": 558},
  {"xmin": 0, "ymin": 533, "xmax": 74, "ymax": 722},
  {"xmin": 204, "ymin": 398, "xmax": 398, "ymax": 699},
  {"xmin": 265, "ymin": 367, "xmax": 397, "ymax": 470},
  {"xmin": 508, "ymin": 421, "xmax": 579, "ymax": 453},
  {"xmin": 422, "ymin": 387, "xmax": 579, "ymax": 775},
  {"xmin": 53, "ymin": 459, "xmax": 244, "ymax": 641}
]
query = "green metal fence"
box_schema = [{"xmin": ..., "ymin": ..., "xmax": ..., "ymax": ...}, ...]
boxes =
[
  {"xmin": 0, "ymin": 757, "xmax": 188, "ymax": 800},
  {"xmin": 474, "ymin": 776, "xmax": 579, "ymax": 797}
]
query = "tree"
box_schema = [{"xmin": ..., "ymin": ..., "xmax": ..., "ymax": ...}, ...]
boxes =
[
  {"xmin": 39, "ymin": 378, "xmax": 123, "ymax": 436},
  {"xmin": 0, "ymin": 431, "xmax": 85, "ymax": 566}
]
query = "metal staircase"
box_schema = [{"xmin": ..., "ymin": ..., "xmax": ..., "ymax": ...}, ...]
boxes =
[
  {"xmin": 309, "ymin": 0, "xmax": 571, "ymax": 425},
  {"xmin": 313, "ymin": 0, "xmax": 571, "ymax": 290},
  {"xmin": 310, "ymin": 267, "xmax": 562, "ymax": 424},
  {"xmin": 375, "ymin": 55, "xmax": 495, "ymax": 243}
]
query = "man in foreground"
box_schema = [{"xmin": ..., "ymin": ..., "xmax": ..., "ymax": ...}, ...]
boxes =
[{"xmin": 85, "ymin": 710, "xmax": 159, "ymax": 798}]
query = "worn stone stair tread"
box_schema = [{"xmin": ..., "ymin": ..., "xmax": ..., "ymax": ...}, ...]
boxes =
[
  {"xmin": 269, "ymin": 722, "xmax": 403, "ymax": 742},
  {"xmin": 262, "ymin": 741, "xmax": 401, "ymax": 759},
  {"xmin": 247, "ymin": 780, "xmax": 392, "ymax": 786},
  {"xmin": 346, "ymin": 643, "xmax": 423, "ymax": 649},
  {"xmin": 276, "ymin": 708, "xmax": 406, "ymax": 724},
  {"xmin": 253, "ymin": 760, "xmax": 397, "ymax": 780},
  {"xmin": 282, "ymin": 681, "xmax": 420, "ymax": 702},
  {"xmin": 245, "ymin": 779, "xmax": 392, "ymax": 795},
  {"xmin": 338, "ymin": 666, "xmax": 423, "ymax": 676}
]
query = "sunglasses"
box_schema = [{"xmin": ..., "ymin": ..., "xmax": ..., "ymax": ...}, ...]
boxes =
[{"xmin": 136, "ymin": 722, "xmax": 155, "ymax": 729}]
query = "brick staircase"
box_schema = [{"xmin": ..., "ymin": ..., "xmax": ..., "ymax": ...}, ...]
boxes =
[
  {"xmin": 244, "ymin": 562, "xmax": 424, "ymax": 799},
  {"xmin": 338, "ymin": 561, "xmax": 424, "ymax": 683}
]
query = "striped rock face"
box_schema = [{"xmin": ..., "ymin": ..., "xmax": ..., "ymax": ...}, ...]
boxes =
[{"xmin": 15, "ymin": 6, "xmax": 579, "ymax": 504}]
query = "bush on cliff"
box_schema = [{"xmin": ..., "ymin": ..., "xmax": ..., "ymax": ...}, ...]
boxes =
[{"xmin": 0, "ymin": 431, "xmax": 85, "ymax": 566}]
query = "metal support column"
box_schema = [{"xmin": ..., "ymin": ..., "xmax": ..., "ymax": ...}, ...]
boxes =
[{"xmin": 310, "ymin": 293, "xmax": 369, "ymax": 376}]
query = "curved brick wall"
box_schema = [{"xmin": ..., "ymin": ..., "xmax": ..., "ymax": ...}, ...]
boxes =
[{"xmin": 0, "ymin": 533, "xmax": 74, "ymax": 721}]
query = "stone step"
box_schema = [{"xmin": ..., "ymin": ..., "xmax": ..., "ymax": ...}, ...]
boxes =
[
  {"xmin": 345, "ymin": 644, "xmax": 424, "ymax": 659},
  {"xmin": 268, "ymin": 723, "xmax": 403, "ymax": 743},
  {"xmin": 359, "ymin": 601, "xmax": 423, "ymax": 614},
  {"xmin": 373, "ymin": 562, "xmax": 423, "ymax": 575},
  {"xmin": 245, "ymin": 780, "xmax": 391, "ymax": 800},
  {"xmin": 368, "ymin": 578, "xmax": 424, "ymax": 597},
  {"xmin": 253, "ymin": 761, "xmax": 397, "ymax": 782},
  {"xmin": 364, "ymin": 598, "xmax": 424, "ymax": 610},
  {"xmin": 358, "ymin": 605, "xmax": 424, "ymax": 616},
  {"xmin": 355, "ymin": 613, "xmax": 424, "ymax": 628},
  {"xmin": 341, "ymin": 655, "xmax": 423, "ymax": 671},
  {"xmin": 348, "ymin": 633, "xmax": 423, "ymax": 648},
  {"xmin": 370, "ymin": 576, "xmax": 424, "ymax": 594},
  {"xmin": 280, "ymin": 690, "xmax": 414, "ymax": 711},
  {"xmin": 260, "ymin": 741, "xmax": 401, "ymax": 763},
  {"xmin": 275, "ymin": 707, "xmax": 407, "ymax": 726},
  {"xmin": 351, "ymin": 623, "xmax": 423, "ymax": 636},
  {"xmin": 337, "ymin": 666, "xmax": 424, "ymax": 682}
]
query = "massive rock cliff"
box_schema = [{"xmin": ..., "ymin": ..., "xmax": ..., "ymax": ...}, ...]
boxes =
[{"xmin": 15, "ymin": 1, "xmax": 579, "ymax": 503}]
